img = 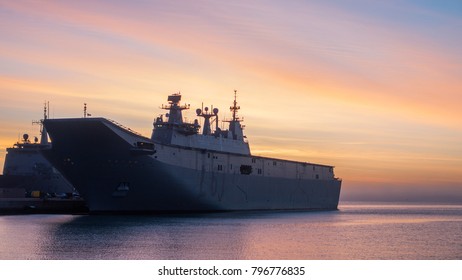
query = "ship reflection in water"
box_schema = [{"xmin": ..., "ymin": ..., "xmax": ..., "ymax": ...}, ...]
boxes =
[{"xmin": 0, "ymin": 203, "xmax": 461, "ymax": 260}]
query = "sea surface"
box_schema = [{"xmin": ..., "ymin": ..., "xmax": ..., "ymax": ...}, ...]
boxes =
[{"xmin": 0, "ymin": 202, "xmax": 461, "ymax": 260}]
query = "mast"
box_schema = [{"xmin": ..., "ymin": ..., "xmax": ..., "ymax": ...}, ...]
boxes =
[
  {"xmin": 41, "ymin": 102, "xmax": 49, "ymax": 144},
  {"xmin": 196, "ymin": 105, "xmax": 219, "ymax": 135},
  {"xmin": 227, "ymin": 90, "xmax": 245, "ymax": 141},
  {"xmin": 44, "ymin": 101, "xmax": 49, "ymax": 120},
  {"xmin": 152, "ymin": 93, "xmax": 199, "ymax": 140},
  {"xmin": 230, "ymin": 89, "xmax": 240, "ymax": 122},
  {"xmin": 160, "ymin": 93, "xmax": 189, "ymax": 124},
  {"xmin": 32, "ymin": 101, "xmax": 50, "ymax": 144}
]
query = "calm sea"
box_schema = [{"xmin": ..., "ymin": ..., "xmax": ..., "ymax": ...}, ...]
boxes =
[{"xmin": 0, "ymin": 202, "xmax": 461, "ymax": 260}]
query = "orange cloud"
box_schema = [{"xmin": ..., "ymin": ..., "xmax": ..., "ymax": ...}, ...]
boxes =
[{"xmin": 1, "ymin": 1, "xmax": 461, "ymax": 201}]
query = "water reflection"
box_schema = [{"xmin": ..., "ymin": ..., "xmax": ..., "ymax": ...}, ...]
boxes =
[
  {"xmin": 1, "ymin": 204, "xmax": 461, "ymax": 260},
  {"xmin": 42, "ymin": 211, "xmax": 342, "ymax": 259}
]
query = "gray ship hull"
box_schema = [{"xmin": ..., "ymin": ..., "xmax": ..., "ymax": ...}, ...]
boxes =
[{"xmin": 43, "ymin": 118, "xmax": 341, "ymax": 213}]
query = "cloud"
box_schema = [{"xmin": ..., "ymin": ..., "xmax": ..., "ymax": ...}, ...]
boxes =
[{"xmin": 0, "ymin": 0, "xmax": 461, "ymax": 199}]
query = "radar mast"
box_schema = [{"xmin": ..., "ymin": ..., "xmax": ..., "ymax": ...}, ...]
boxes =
[
  {"xmin": 161, "ymin": 93, "xmax": 189, "ymax": 124},
  {"xmin": 226, "ymin": 90, "xmax": 245, "ymax": 141},
  {"xmin": 196, "ymin": 104, "xmax": 219, "ymax": 135},
  {"xmin": 230, "ymin": 89, "xmax": 240, "ymax": 122},
  {"xmin": 32, "ymin": 101, "xmax": 50, "ymax": 144}
]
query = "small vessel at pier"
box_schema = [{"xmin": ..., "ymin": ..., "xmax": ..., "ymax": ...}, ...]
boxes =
[{"xmin": 1, "ymin": 103, "xmax": 74, "ymax": 195}]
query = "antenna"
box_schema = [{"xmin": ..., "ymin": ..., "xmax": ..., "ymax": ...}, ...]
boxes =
[
  {"xmin": 83, "ymin": 103, "xmax": 91, "ymax": 118},
  {"xmin": 32, "ymin": 101, "xmax": 50, "ymax": 144},
  {"xmin": 196, "ymin": 103, "xmax": 219, "ymax": 135},
  {"xmin": 230, "ymin": 89, "xmax": 240, "ymax": 121},
  {"xmin": 43, "ymin": 102, "xmax": 50, "ymax": 120}
]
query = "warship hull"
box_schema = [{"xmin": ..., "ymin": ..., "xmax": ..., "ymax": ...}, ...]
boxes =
[{"xmin": 43, "ymin": 118, "xmax": 341, "ymax": 213}]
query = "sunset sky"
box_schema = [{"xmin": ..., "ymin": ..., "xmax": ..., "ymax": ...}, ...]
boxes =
[{"xmin": 1, "ymin": 0, "xmax": 461, "ymax": 202}]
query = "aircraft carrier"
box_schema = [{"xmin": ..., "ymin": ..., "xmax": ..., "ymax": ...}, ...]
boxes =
[{"xmin": 42, "ymin": 92, "xmax": 341, "ymax": 212}]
